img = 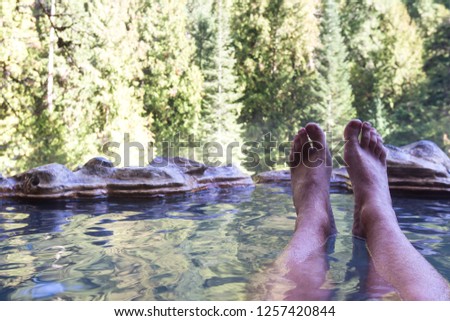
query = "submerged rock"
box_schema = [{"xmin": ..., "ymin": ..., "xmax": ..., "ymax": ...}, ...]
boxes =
[
  {"xmin": 0, "ymin": 157, "xmax": 253, "ymax": 199},
  {"xmin": 254, "ymin": 140, "xmax": 450, "ymax": 196}
]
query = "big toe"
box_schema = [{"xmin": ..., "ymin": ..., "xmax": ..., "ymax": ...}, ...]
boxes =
[
  {"xmin": 305, "ymin": 123, "xmax": 331, "ymax": 166},
  {"xmin": 305, "ymin": 122, "xmax": 326, "ymax": 148},
  {"xmin": 344, "ymin": 119, "xmax": 362, "ymax": 142},
  {"xmin": 288, "ymin": 128, "xmax": 308, "ymax": 168}
]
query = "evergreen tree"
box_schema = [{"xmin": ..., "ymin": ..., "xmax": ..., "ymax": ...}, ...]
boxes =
[
  {"xmin": 403, "ymin": 0, "xmax": 449, "ymax": 37},
  {"xmin": 341, "ymin": 0, "xmax": 424, "ymax": 136},
  {"xmin": 188, "ymin": 0, "xmax": 242, "ymax": 165},
  {"xmin": 230, "ymin": 0, "xmax": 323, "ymax": 171},
  {"xmin": 311, "ymin": 0, "xmax": 354, "ymax": 141},
  {"xmin": 0, "ymin": 0, "xmax": 67, "ymax": 173},
  {"xmin": 42, "ymin": 0, "xmax": 153, "ymax": 167},
  {"xmin": 65, "ymin": 0, "xmax": 153, "ymax": 166},
  {"xmin": 140, "ymin": 0, "xmax": 203, "ymax": 150},
  {"xmin": 1, "ymin": 0, "xmax": 154, "ymax": 172},
  {"xmin": 425, "ymin": 17, "xmax": 450, "ymax": 111},
  {"xmin": 390, "ymin": 16, "xmax": 450, "ymax": 151},
  {"xmin": 2, "ymin": 0, "xmax": 450, "ymax": 175},
  {"xmin": 231, "ymin": 0, "xmax": 321, "ymax": 170}
]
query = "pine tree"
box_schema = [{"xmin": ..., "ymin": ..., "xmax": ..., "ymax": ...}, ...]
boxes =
[
  {"xmin": 311, "ymin": 0, "xmax": 354, "ymax": 141},
  {"xmin": 140, "ymin": 0, "xmax": 203, "ymax": 150},
  {"xmin": 424, "ymin": 16, "xmax": 450, "ymax": 152},
  {"xmin": 188, "ymin": 0, "xmax": 242, "ymax": 165},
  {"xmin": 403, "ymin": 0, "xmax": 449, "ymax": 37},
  {"xmin": 389, "ymin": 16, "xmax": 450, "ymax": 151},
  {"xmin": 341, "ymin": 0, "xmax": 424, "ymax": 136},
  {"xmin": 1, "ymin": 0, "xmax": 155, "ymax": 172},
  {"xmin": 231, "ymin": 0, "xmax": 321, "ymax": 170}
]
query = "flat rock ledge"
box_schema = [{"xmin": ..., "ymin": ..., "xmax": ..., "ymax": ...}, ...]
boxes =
[
  {"xmin": 0, "ymin": 157, "xmax": 253, "ymax": 199},
  {"xmin": 254, "ymin": 167, "xmax": 351, "ymax": 192},
  {"xmin": 254, "ymin": 140, "xmax": 450, "ymax": 196}
]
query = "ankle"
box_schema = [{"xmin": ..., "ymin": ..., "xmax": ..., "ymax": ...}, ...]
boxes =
[
  {"xmin": 360, "ymin": 203, "xmax": 398, "ymax": 230},
  {"xmin": 295, "ymin": 215, "xmax": 334, "ymax": 237},
  {"xmin": 296, "ymin": 196, "xmax": 330, "ymax": 217}
]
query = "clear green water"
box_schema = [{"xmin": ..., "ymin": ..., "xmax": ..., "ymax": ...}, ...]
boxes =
[{"xmin": 0, "ymin": 185, "xmax": 449, "ymax": 300}]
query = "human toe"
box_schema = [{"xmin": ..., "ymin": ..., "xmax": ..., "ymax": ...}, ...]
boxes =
[
  {"xmin": 305, "ymin": 122, "xmax": 326, "ymax": 148},
  {"xmin": 360, "ymin": 122, "xmax": 371, "ymax": 148},
  {"xmin": 369, "ymin": 129, "xmax": 378, "ymax": 151}
]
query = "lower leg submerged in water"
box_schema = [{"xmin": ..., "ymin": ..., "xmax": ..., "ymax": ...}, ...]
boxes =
[
  {"xmin": 343, "ymin": 119, "xmax": 450, "ymax": 301},
  {"xmin": 260, "ymin": 123, "xmax": 336, "ymax": 300},
  {"xmin": 260, "ymin": 120, "xmax": 449, "ymax": 301}
]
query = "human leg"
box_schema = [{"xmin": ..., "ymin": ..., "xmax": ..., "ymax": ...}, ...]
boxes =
[
  {"xmin": 258, "ymin": 123, "xmax": 336, "ymax": 300},
  {"xmin": 344, "ymin": 119, "xmax": 450, "ymax": 300}
]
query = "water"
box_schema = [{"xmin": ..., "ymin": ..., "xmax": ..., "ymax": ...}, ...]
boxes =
[{"xmin": 0, "ymin": 185, "xmax": 449, "ymax": 301}]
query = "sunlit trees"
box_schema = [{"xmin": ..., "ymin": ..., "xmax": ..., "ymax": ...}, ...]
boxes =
[
  {"xmin": 140, "ymin": 0, "xmax": 203, "ymax": 146},
  {"xmin": 1, "ymin": 0, "xmax": 449, "ymax": 175},
  {"xmin": 188, "ymin": 0, "xmax": 242, "ymax": 164},
  {"xmin": 341, "ymin": 0, "xmax": 424, "ymax": 136},
  {"xmin": 231, "ymin": 0, "xmax": 320, "ymax": 138},
  {"xmin": 311, "ymin": 0, "xmax": 354, "ymax": 141},
  {"xmin": 389, "ymin": 16, "xmax": 450, "ymax": 150}
]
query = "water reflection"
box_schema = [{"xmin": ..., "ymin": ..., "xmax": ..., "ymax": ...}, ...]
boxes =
[{"xmin": 0, "ymin": 187, "xmax": 449, "ymax": 300}]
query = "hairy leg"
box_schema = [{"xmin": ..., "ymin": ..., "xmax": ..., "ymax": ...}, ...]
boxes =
[
  {"xmin": 344, "ymin": 119, "xmax": 450, "ymax": 300},
  {"xmin": 257, "ymin": 123, "xmax": 336, "ymax": 300},
  {"xmin": 346, "ymin": 238, "xmax": 397, "ymax": 300}
]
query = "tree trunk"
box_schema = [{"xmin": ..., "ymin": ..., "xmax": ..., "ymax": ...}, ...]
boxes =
[{"xmin": 47, "ymin": 0, "xmax": 56, "ymax": 113}]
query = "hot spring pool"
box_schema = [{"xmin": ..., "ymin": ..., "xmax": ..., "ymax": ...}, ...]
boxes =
[{"xmin": 0, "ymin": 185, "xmax": 449, "ymax": 300}]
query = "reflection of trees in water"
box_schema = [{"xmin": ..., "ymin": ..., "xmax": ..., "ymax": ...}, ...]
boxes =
[
  {"xmin": 230, "ymin": 184, "xmax": 297, "ymax": 299},
  {"xmin": 1, "ymin": 190, "xmax": 449, "ymax": 300},
  {"xmin": 0, "ymin": 188, "xmax": 260, "ymax": 300},
  {"xmin": 0, "ymin": 201, "xmax": 75, "ymax": 297},
  {"xmin": 0, "ymin": 185, "xmax": 288, "ymax": 300}
]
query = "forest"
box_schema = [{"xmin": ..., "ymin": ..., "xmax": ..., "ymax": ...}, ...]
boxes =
[{"xmin": 1, "ymin": 0, "xmax": 449, "ymax": 174}]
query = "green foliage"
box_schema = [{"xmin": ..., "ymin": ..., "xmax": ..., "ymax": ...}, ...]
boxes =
[
  {"xmin": 311, "ymin": 0, "xmax": 354, "ymax": 141},
  {"xmin": 435, "ymin": 0, "xmax": 450, "ymax": 9},
  {"xmin": 403, "ymin": 0, "xmax": 449, "ymax": 36},
  {"xmin": 231, "ymin": 0, "xmax": 321, "ymax": 163},
  {"xmin": 188, "ymin": 0, "xmax": 242, "ymax": 165},
  {"xmin": 230, "ymin": 0, "xmax": 324, "ymax": 171},
  {"xmin": 1, "ymin": 0, "xmax": 154, "ymax": 173},
  {"xmin": 389, "ymin": 17, "xmax": 450, "ymax": 152},
  {"xmin": 341, "ymin": 0, "xmax": 425, "ymax": 137},
  {"xmin": 0, "ymin": 0, "xmax": 65, "ymax": 172},
  {"xmin": 140, "ymin": 0, "xmax": 203, "ymax": 147},
  {"xmin": 1, "ymin": 0, "xmax": 449, "ymax": 175}
]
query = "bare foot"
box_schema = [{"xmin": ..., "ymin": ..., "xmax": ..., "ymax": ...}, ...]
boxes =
[
  {"xmin": 288, "ymin": 123, "xmax": 336, "ymax": 236},
  {"xmin": 343, "ymin": 120, "xmax": 395, "ymax": 238},
  {"xmin": 344, "ymin": 120, "xmax": 450, "ymax": 300}
]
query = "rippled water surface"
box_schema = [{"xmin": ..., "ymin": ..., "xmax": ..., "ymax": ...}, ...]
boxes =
[{"xmin": 0, "ymin": 185, "xmax": 449, "ymax": 300}]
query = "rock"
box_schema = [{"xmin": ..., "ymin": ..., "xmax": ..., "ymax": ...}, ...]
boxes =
[
  {"xmin": 254, "ymin": 140, "xmax": 450, "ymax": 196},
  {"xmin": 401, "ymin": 140, "xmax": 450, "ymax": 171},
  {"xmin": 150, "ymin": 156, "xmax": 207, "ymax": 175},
  {"xmin": 253, "ymin": 169, "xmax": 291, "ymax": 184},
  {"xmin": 253, "ymin": 168, "xmax": 351, "ymax": 192},
  {"xmin": 386, "ymin": 141, "xmax": 450, "ymax": 195},
  {"xmin": 330, "ymin": 167, "xmax": 351, "ymax": 191},
  {"xmin": 198, "ymin": 165, "xmax": 252, "ymax": 188},
  {"xmin": 0, "ymin": 157, "xmax": 253, "ymax": 199},
  {"xmin": 2, "ymin": 140, "xmax": 448, "ymax": 199}
]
